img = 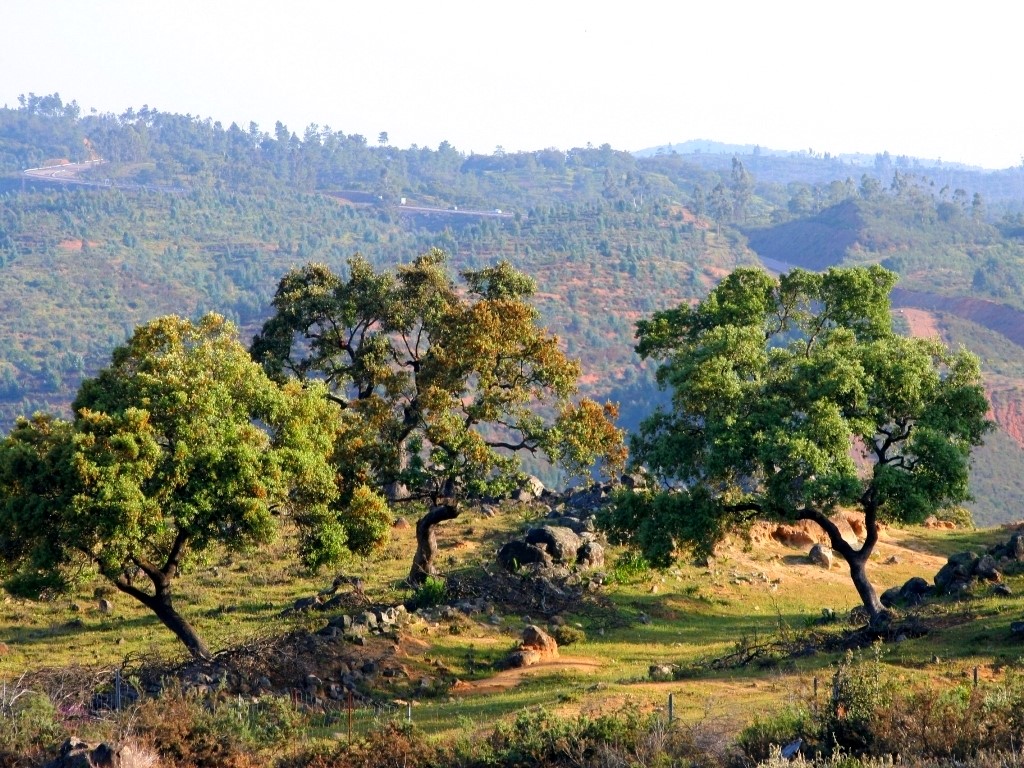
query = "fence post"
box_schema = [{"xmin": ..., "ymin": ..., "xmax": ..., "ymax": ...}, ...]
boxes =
[
  {"xmin": 114, "ymin": 669, "xmax": 122, "ymax": 711},
  {"xmin": 668, "ymin": 693, "xmax": 674, "ymax": 723},
  {"xmin": 974, "ymin": 666, "xmax": 979, "ymax": 687},
  {"xmin": 407, "ymin": 700, "xmax": 412, "ymax": 723}
]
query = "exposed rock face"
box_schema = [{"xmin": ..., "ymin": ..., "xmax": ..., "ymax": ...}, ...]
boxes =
[
  {"xmin": 809, "ymin": 543, "xmax": 834, "ymax": 569},
  {"xmin": 771, "ymin": 523, "xmax": 818, "ymax": 549}
]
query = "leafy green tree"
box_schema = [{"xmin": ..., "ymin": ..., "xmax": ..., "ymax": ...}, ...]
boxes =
[
  {"xmin": 0, "ymin": 314, "xmax": 370, "ymax": 659},
  {"xmin": 602, "ymin": 266, "xmax": 991, "ymax": 620},
  {"xmin": 252, "ymin": 249, "xmax": 626, "ymax": 583}
]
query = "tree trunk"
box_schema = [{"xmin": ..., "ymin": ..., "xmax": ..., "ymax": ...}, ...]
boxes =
[
  {"xmin": 113, "ymin": 572, "xmax": 212, "ymax": 660},
  {"xmin": 150, "ymin": 594, "xmax": 213, "ymax": 660},
  {"xmin": 847, "ymin": 552, "xmax": 885, "ymax": 622},
  {"xmin": 799, "ymin": 506, "xmax": 885, "ymax": 623},
  {"xmin": 408, "ymin": 502, "xmax": 460, "ymax": 585}
]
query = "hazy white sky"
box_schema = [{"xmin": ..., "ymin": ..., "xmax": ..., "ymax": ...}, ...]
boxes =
[{"xmin": 2, "ymin": 1, "xmax": 1021, "ymax": 168}]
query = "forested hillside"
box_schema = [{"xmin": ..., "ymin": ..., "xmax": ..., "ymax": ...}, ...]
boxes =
[{"xmin": 3, "ymin": 93, "xmax": 1024, "ymax": 521}]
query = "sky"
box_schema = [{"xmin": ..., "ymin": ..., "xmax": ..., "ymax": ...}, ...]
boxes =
[{"xmin": 2, "ymin": 1, "xmax": 1021, "ymax": 169}]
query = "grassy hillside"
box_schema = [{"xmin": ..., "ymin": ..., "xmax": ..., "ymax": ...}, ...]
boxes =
[{"xmin": 2, "ymin": 494, "xmax": 1023, "ymax": 765}]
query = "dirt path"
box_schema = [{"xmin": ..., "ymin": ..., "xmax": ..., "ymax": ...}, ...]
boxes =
[{"xmin": 453, "ymin": 656, "xmax": 604, "ymax": 694}]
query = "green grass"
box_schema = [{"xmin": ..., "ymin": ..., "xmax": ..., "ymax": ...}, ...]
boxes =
[{"xmin": 2, "ymin": 502, "xmax": 1024, "ymax": 744}]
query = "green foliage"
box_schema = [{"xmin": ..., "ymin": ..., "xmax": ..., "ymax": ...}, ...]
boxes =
[
  {"xmin": 607, "ymin": 549, "xmax": 652, "ymax": 583},
  {"xmin": 551, "ymin": 624, "xmax": 586, "ymax": 645},
  {"xmin": 408, "ymin": 575, "xmax": 447, "ymax": 610},
  {"xmin": 0, "ymin": 689, "xmax": 66, "ymax": 761},
  {"xmin": 608, "ymin": 265, "xmax": 993, "ymax": 615},
  {"xmin": 254, "ymin": 250, "xmax": 625, "ymax": 506},
  {"xmin": 0, "ymin": 314, "xmax": 379, "ymax": 658}
]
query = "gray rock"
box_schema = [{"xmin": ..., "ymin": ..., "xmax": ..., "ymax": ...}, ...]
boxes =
[
  {"xmin": 97, "ymin": 599, "xmax": 113, "ymax": 615},
  {"xmin": 1012, "ymin": 621, "xmax": 1024, "ymax": 639},
  {"xmin": 994, "ymin": 583, "xmax": 1013, "ymax": 597},
  {"xmin": 576, "ymin": 540, "xmax": 605, "ymax": 569},
  {"xmin": 497, "ymin": 540, "xmax": 553, "ymax": 571},
  {"xmin": 809, "ymin": 543, "xmax": 834, "ymax": 569},
  {"xmin": 526, "ymin": 525, "xmax": 582, "ymax": 563},
  {"xmin": 974, "ymin": 554, "xmax": 1001, "ymax": 582},
  {"xmin": 42, "ymin": 738, "xmax": 131, "ymax": 768}
]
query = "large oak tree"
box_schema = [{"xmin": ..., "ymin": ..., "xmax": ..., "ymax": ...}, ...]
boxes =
[
  {"xmin": 601, "ymin": 266, "xmax": 991, "ymax": 621},
  {"xmin": 0, "ymin": 314, "xmax": 386, "ymax": 659},
  {"xmin": 252, "ymin": 249, "xmax": 626, "ymax": 583}
]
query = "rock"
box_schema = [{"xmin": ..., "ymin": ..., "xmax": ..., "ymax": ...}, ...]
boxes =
[
  {"xmin": 648, "ymin": 664, "xmax": 676, "ymax": 681},
  {"xmin": 880, "ymin": 587, "xmax": 902, "ymax": 609},
  {"xmin": 0, "ymin": 642, "xmax": 9, "ymax": 656},
  {"xmin": 512, "ymin": 488, "xmax": 535, "ymax": 503},
  {"xmin": 973, "ymin": 554, "xmax": 1002, "ymax": 582},
  {"xmin": 358, "ymin": 610, "xmax": 379, "ymax": 629},
  {"xmin": 497, "ymin": 540, "xmax": 552, "ymax": 571},
  {"xmin": 293, "ymin": 596, "xmax": 321, "ymax": 612},
  {"xmin": 507, "ymin": 649, "xmax": 543, "ymax": 668},
  {"xmin": 43, "ymin": 737, "xmax": 134, "ymax": 768},
  {"xmin": 884, "ymin": 555, "xmax": 901, "ymax": 565},
  {"xmin": 521, "ymin": 624, "xmax": 559, "ymax": 659},
  {"xmin": 480, "ymin": 504, "xmax": 500, "ymax": 518},
  {"xmin": 781, "ymin": 738, "xmax": 803, "ymax": 760},
  {"xmin": 935, "ymin": 552, "xmax": 977, "ymax": 592},
  {"xmin": 567, "ymin": 485, "xmax": 606, "ymax": 511},
  {"xmin": 393, "ymin": 517, "xmax": 411, "ymax": 530},
  {"xmin": 809, "ymin": 543, "xmax": 834, "ymax": 569},
  {"xmin": 620, "ymin": 472, "xmax": 647, "ymax": 490},
  {"xmin": 97, "ymin": 599, "xmax": 113, "ymax": 615},
  {"xmin": 525, "ymin": 525, "xmax": 582, "ymax": 563},
  {"xmin": 576, "ymin": 540, "xmax": 605, "ymax": 569},
  {"xmin": 329, "ymin": 614, "xmax": 353, "ymax": 630},
  {"xmin": 1011, "ymin": 621, "xmax": 1024, "ymax": 639},
  {"xmin": 994, "ymin": 583, "xmax": 1013, "ymax": 597},
  {"xmin": 901, "ymin": 576, "xmax": 932, "ymax": 605},
  {"xmin": 317, "ymin": 625, "xmax": 341, "ymax": 638},
  {"xmin": 524, "ymin": 475, "xmax": 546, "ymax": 497}
]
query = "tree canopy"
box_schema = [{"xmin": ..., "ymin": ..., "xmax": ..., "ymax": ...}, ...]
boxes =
[
  {"xmin": 0, "ymin": 314, "xmax": 378, "ymax": 659},
  {"xmin": 601, "ymin": 265, "xmax": 992, "ymax": 619},
  {"xmin": 252, "ymin": 249, "xmax": 626, "ymax": 582}
]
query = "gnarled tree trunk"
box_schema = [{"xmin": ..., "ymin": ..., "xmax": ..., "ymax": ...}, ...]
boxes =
[
  {"xmin": 408, "ymin": 502, "xmax": 460, "ymax": 585},
  {"xmin": 113, "ymin": 565, "xmax": 213, "ymax": 660},
  {"xmin": 800, "ymin": 506, "xmax": 885, "ymax": 623}
]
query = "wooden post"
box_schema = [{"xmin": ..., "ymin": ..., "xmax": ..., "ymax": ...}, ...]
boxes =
[
  {"xmin": 347, "ymin": 690, "xmax": 353, "ymax": 744},
  {"xmin": 407, "ymin": 700, "xmax": 412, "ymax": 723},
  {"xmin": 974, "ymin": 666, "xmax": 979, "ymax": 687},
  {"xmin": 114, "ymin": 669, "xmax": 122, "ymax": 711},
  {"xmin": 668, "ymin": 693, "xmax": 674, "ymax": 723}
]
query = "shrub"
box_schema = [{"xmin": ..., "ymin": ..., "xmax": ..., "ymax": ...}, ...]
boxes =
[
  {"xmin": 0, "ymin": 688, "xmax": 66, "ymax": 764},
  {"xmin": 608, "ymin": 551, "xmax": 651, "ymax": 584},
  {"xmin": 552, "ymin": 625, "xmax": 586, "ymax": 646},
  {"xmin": 408, "ymin": 576, "xmax": 446, "ymax": 610}
]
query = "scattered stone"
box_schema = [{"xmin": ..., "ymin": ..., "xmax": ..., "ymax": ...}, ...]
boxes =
[
  {"xmin": 393, "ymin": 517, "xmax": 411, "ymax": 530},
  {"xmin": 994, "ymin": 583, "xmax": 1013, "ymax": 597},
  {"xmin": 576, "ymin": 540, "xmax": 605, "ymax": 569},
  {"xmin": 42, "ymin": 738, "xmax": 135, "ymax": 768},
  {"xmin": 648, "ymin": 664, "xmax": 676, "ymax": 682},
  {"xmin": 884, "ymin": 555, "xmax": 901, "ymax": 565},
  {"xmin": 97, "ymin": 599, "xmax": 113, "ymax": 615},
  {"xmin": 809, "ymin": 543, "xmax": 834, "ymax": 569},
  {"xmin": 1011, "ymin": 621, "xmax": 1024, "ymax": 639},
  {"xmin": 781, "ymin": 738, "xmax": 803, "ymax": 760}
]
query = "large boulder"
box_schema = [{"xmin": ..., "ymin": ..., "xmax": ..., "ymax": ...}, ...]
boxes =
[
  {"xmin": 504, "ymin": 624, "xmax": 559, "ymax": 669},
  {"xmin": 935, "ymin": 551, "xmax": 979, "ymax": 594},
  {"xmin": 809, "ymin": 543, "xmax": 834, "ymax": 569},
  {"xmin": 526, "ymin": 525, "xmax": 582, "ymax": 563},
  {"xmin": 497, "ymin": 540, "xmax": 552, "ymax": 571}
]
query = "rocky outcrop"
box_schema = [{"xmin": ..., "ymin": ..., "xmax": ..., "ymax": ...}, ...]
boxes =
[
  {"xmin": 809, "ymin": 543, "xmax": 834, "ymax": 569},
  {"xmin": 504, "ymin": 624, "xmax": 559, "ymax": 668}
]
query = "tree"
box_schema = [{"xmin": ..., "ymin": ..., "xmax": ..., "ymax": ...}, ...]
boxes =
[
  {"xmin": 601, "ymin": 266, "xmax": 991, "ymax": 621},
  {"xmin": 730, "ymin": 157, "xmax": 754, "ymax": 221},
  {"xmin": 0, "ymin": 314, "xmax": 371, "ymax": 659},
  {"xmin": 252, "ymin": 249, "xmax": 626, "ymax": 583}
]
